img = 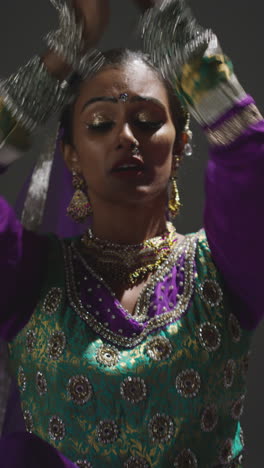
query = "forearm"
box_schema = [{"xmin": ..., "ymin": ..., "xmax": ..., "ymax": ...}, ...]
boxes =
[
  {"xmin": 181, "ymin": 42, "xmax": 264, "ymax": 329},
  {"xmin": 140, "ymin": 1, "xmax": 264, "ymax": 328}
]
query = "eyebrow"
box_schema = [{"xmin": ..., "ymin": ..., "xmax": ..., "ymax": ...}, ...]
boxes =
[
  {"xmin": 81, "ymin": 96, "xmax": 118, "ymax": 112},
  {"xmin": 81, "ymin": 95, "xmax": 166, "ymax": 113}
]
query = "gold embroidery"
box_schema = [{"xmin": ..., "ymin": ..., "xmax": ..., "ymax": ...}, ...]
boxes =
[{"xmin": 205, "ymin": 103, "xmax": 263, "ymax": 146}]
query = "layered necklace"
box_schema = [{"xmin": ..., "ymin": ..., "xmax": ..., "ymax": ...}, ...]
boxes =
[{"xmin": 80, "ymin": 222, "xmax": 179, "ymax": 289}]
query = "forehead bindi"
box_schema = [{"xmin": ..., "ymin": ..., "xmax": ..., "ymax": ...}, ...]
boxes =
[{"xmin": 77, "ymin": 63, "xmax": 170, "ymax": 110}]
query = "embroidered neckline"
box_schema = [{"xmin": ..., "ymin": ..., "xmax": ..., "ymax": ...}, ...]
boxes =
[{"xmin": 62, "ymin": 231, "xmax": 199, "ymax": 348}]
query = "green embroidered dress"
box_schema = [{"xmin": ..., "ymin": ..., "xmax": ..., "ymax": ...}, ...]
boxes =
[{"xmin": 7, "ymin": 230, "xmax": 252, "ymax": 467}]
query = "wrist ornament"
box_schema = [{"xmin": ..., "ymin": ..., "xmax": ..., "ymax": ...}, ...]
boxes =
[
  {"xmin": 0, "ymin": 56, "xmax": 71, "ymax": 132},
  {"xmin": 45, "ymin": 0, "xmax": 105, "ymax": 77},
  {"xmin": 139, "ymin": 0, "xmax": 247, "ymax": 126}
]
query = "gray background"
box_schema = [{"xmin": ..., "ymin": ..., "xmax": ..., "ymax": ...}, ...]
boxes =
[{"xmin": 0, "ymin": 1, "xmax": 263, "ymax": 466}]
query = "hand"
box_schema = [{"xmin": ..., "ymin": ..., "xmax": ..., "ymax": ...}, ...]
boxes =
[{"xmin": 72, "ymin": 0, "xmax": 110, "ymax": 46}]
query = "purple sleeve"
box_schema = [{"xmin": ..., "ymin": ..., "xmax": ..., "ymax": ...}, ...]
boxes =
[
  {"xmin": 204, "ymin": 96, "xmax": 264, "ymax": 330},
  {"xmin": 0, "ymin": 432, "xmax": 77, "ymax": 468},
  {"xmin": 0, "ymin": 196, "xmax": 49, "ymax": 341}
]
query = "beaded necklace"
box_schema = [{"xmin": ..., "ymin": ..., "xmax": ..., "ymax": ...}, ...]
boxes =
[{"xmin": 80, "ymin": 222, "xmax": 179, "ymax": 289}]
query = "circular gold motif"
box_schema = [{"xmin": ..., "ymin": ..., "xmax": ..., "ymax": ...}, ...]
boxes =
[
  {"xmin": 201, "ymin": 404, "xmax": 218, "ymax": 432},
  {"xmin": 42, "ymin": 287, "xmax": 63, "ymax": 316},
  {"xmin": 18, "ymin": 366, "xmax": 26, "ymax": 392},
  {"xmin": 124, "ymin": 456, "xmax": 150, "ymax": 467},
  {"xmin": 231, "ymin": 394, "xmax": 245, "ymax": 420},
  {"xmin": 198, "ymin": 279, "xmax": 223, "ymax": 307},
  {"xmin": 75, "ymin": 461, "xmax": 93, "ymax": 468},
  {"xmin": 174, "ymin": 448, "xmax": 198, "ymax": 467},
  {"xmin": 148, "ymin": 413, "xmax": 174, "ymax": 443},
  {"xmin": 96, "ymin": 344, "xmax": 120, "ymax": 367},
  {"xmin": 48, "ymin": 331, "xmax": 66, "ymax": 360},
  {"xmin": 67, "ymin": 375, "xmax": 93, "ymax": 405},
  {"xmin": 49, "ymin": 415, "xmax": 66, "ymax": 441},
  {"xmin": 175, "ymin": 369, "xmax": 201, "ymax": 398},
  {"xmin": 197, "ymin": 322, "xmax": 221, "ymax": 352},
  {"xmin": 36, "ymin": 371, "xmax": 48, "ymax": 396},
  {"xmin": 228, "ymin": 313, "xmax": 241, "ymax": 343},
  {"xmin": 145, "ymin": 336, "xmax": 172, "ymax": 361},
  {"xmin": 96, "ymin": 420, "xmax": 119, "ymax": 444},
  {"xmin": 120, "ymin": 377, "xmax": 147, "ymax": 404},
  {"xmin": 26, "ymin": 329, "xmax": 37, "ymax": 353},
  {"xmin": 224, "ymin": 359, "xmax": 236, "ymax": 389},
  {"xmin": 24, "ymin": 410, "xmax": 33, "ymax": 433},
  {"xmin": 218, "ymin": 438, "xmax": 233, "ymax": 464}
]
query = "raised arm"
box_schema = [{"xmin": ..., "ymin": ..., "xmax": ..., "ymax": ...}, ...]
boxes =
[
  {"xmin": 0, "ymin": 0, "xmax": 110, "ymax": 341},
  {"xmin": 139, "ymin": 0, "xmax": 264, "ymax": 330}
]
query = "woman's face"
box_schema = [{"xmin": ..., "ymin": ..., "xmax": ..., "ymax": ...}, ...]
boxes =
[{"xmin": 64, "ymin": 59, "xmax": 178, "ymax": 209}]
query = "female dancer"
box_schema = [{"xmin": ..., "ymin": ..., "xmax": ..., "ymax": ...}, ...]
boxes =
[{"xmin": 0, "ymin": 0, "xmax": 263, "ymax": 466}]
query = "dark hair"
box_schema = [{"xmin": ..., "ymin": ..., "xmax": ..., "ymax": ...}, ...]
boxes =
[{"xmin": 60, "ymin": 48, "xmax": 188, "ymax": 146}]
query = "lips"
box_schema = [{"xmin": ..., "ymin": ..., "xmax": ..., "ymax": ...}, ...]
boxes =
[{"xmin": 111, "ymin": 157, "xmax": 145, "ymax": 173}]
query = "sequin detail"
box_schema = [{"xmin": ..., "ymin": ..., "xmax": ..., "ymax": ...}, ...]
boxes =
[
  {"xmin": 148, "ymin": 413, "xmax": 174, "ymax": 443},
  {"xmin": 218, "ymin": 438, "xmax": 233, "ymax": 464},
  {"xmin": 24, "ymin": 410, "xmax": 33, "ymax": 433},
  {"xmin": 75, "ymin": 461, "xmax": 92, "ymax": 468},
  {"xmin": 67, "ymin": 375, "xmax": 93, "ymax": 405},
  {"xmin": 229, "ymin": 314, "xmax": 241, "ymax": 343},
  {"xmin": 175, "ymin": 369, "xmax": 201, "ymax": 398},
  {"xmin": 201, "ymin": 404, "xmax": 218, "ymax": 432},
  {"xmin": 96, "ymin": 344, "xmax": 120, "ymax": 367},
  {"xmin": 145, "ymin": 336, "xmax": 172, "ymax": 361},
  {"xmin": 42, "ymin": 287, "xmax": 63, "ymax": 316},
  {"xmin": 198, "ymin": 279, "xmax": 223, "ymax": 307},
  {"xmin": 124, "ymin": 456, "xmax": 150, "ymax": 468},
  {"xmin": 240, "ymin": 426, "xmax": 245, "ymax": 447},
  {"xmin": 48, "ymin": 331, "xmax": 66, "ymax": 359},
  {"xmin": 224, "ymin": 360, "xmax": 236, "ymax": 389},
  {"xmin": 26, "ymin": 329, "xmax": 37, "ymax": 353},
  {"xmin": 63, "ymin": 233, "xmax": 198, "ymax": 348},
  {"xmin": 197, "ymin": 322, "xmax": 221, "ymax": 351},
  {"xmin": 205, "ymin": 103, "xmax": 263, "ymax": 146},
  {"xmin": 96, "ymin": 420, "xmax": 119, "ymax": 444},
  {"xmin": 18, "ymin": 366, "xmax": 26, "ymax": 392},
  {"xmin": 174, "ymin": 448, "xmax": 198, "ymax": 467},
  {"xmin": 36, "ymin": 371, "xmax": 48, "ymax": 396},
  {"xmin": 120, "ymin": 377, "xmax": 147, "ymax": 403},
  {"xmin": 49, "ymin": 416, "xmax": 66, "ymax": 441},
  {"xmin": 231, "ymin": 394, "xmax": 245, "ymax": 420}
]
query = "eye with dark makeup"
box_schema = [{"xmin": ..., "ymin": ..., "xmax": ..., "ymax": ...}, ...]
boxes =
[
  {"xmin": 86, "ymin": 119, "xmax": 164, "ymax": 132},
  {"xmin": 86, "ymin": 121, "xmax": 115, "ymax": 131},
  {"xmin": 85, "ymin": 108, "xmax": 165, "ymax": 133}
]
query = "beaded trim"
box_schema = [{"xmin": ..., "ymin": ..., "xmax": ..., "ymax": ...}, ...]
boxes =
[
  {"xmin": 41, "ymin": 287, "xmax": 63, "ymax": 316},
  {"xmin": 62, "ymin": 232, "xmax": 199, "ymax": 348},
  {"xmin": 205, "ymin": 103, "xmax": 263, "ymax": 146}
]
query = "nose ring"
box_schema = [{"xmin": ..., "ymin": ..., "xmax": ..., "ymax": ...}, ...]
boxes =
[{"xmin": 131, "ymin": 141, "xmax": 140, "ymax": 156}]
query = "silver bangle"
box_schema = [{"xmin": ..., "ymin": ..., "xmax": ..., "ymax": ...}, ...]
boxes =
[
  {"xmin": 138, "ymin": 0, "xmax": 213, "ymax": 86},
  {"xmin": 45, "ymin": 1, "xmax": 105, "ymax": 79},
  {"xmin": 45, "ymin": 0, "xmax": 85, "ymax": 72},
  {"xmin": 0, "ymin": 56, "xmax": 70, "ymax": 132}
]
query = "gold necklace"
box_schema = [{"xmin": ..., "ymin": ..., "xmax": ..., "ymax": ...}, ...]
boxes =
[{"xmin": 80, "ymin": 222, "xmax": 179, "ymax": 288}]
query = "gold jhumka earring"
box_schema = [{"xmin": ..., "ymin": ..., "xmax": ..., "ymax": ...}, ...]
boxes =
[
  {"xmin": 67, "ymin": 172, "xmax": 93, "ymax": 222},
  {"xmin": 168, "ymin": 115, "xmax": 193, "ymax": 219},
  {"xmin": 168, "ymin": 155, "xmax": 182, "ymax": 218}
]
